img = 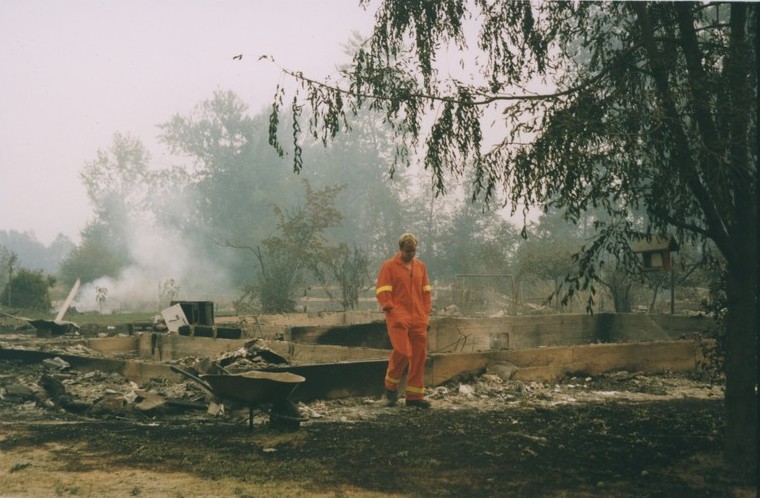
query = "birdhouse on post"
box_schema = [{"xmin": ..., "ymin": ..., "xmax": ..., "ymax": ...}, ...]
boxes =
[
  {"xmin": 632, "ymin": 234, "xmax": 679, "ymax": 314},
  {"xmin": 631, "ymin": 235, "xmax": 679, "ymax": 272}
]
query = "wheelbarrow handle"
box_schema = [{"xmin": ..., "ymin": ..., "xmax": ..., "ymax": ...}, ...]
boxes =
[
  {"xmin": 214, "ymin": 362, "xmax": 232, "ymax": 375},
  {"xmin": 170, "ymin": 364, "xmax": 215, "ymax": 394}
]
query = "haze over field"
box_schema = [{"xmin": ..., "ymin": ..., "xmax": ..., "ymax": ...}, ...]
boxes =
[{"xmin": 0, "ymin": 0, "xmax": 375, "ymax": 245}]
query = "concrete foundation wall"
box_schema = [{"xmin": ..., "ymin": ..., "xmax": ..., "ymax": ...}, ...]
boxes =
[
  {"xmin": 133, "ymin": 333, "xmax": 388, "ymax": 365},
  {"xmin": 137, "ymin": 333, "xmax": 250, "ymax": 362},
  {"xmin": 86, "ymin": 335, "xmax": 139, "ymax": 355},
  {"xmin": 427, "ymin": 313, "xmax": 713, "ymax": 352},
  {"xmin": 216, "ymin": 311, "xmax": 382, "ymax": 330},
  {"xmin": 289, "ymin": 322, "xmax": 390, "ymax": 349},
  {"xmin": 285, "ymin": 313, "xmax": 714, "ymax": 353},
  {"xmin": 1, "ymin": 338, "xmax": 712, "ymax": 401},
  {"xmin": 426, "ymin": 339, "xmax": 708, "ymax": 385},
  {"xmin": 82, "ymin": 313, "xmax": 713, "ymax": 369}
]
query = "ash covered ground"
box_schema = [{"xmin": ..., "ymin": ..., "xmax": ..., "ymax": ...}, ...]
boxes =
[{"xmin": 0, "ymin": 335, "xmax": 754, "ymax": 498}]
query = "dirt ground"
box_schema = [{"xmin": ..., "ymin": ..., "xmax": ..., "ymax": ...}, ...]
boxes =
[{"xmin": 0, "ymin": 350, "xmax": 756, "ymax": 498}]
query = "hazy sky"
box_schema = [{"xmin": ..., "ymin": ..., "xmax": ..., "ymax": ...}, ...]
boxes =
[{"xmin": 0, "ymin": 0, "xmax": 375, "ymax": 245}]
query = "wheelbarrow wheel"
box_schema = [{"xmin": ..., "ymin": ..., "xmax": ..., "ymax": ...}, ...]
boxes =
[{"xmin": 269, "ymin": 399, "xmax": 304, "ymax": 431}]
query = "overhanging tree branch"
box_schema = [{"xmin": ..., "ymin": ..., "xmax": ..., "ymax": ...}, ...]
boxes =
[{"xmin": 263, "ymin": 55, "xmax": 609, "ymax": 108}]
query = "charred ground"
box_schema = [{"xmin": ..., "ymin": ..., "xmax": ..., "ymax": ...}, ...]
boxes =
[{"xmin": 0, "ymin": 357, "xmax": 754, "ymax": 498}]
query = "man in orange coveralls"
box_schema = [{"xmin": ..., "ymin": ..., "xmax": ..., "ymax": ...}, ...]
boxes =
[{"xmin": 375, "ymin": 233, "xmax": 433, "ymax": 408}]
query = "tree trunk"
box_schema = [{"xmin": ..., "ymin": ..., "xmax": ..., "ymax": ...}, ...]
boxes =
[
  {"xmin": 724, "ymin": 254, "xmax": 758, "ymax": 479},
  {"xmin": 614, "ymin": 282, "xmax": 632, "ymax": 313}
]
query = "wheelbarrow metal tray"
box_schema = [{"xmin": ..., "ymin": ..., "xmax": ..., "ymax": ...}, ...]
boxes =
[{"xmin": 200, "ymin": 370, "xmax": 305, "ymax": 405}]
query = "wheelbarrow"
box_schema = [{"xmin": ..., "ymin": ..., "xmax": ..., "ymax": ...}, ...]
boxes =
[{"xmin": 170, "ymin": 365, "xmax": 306, "ymax": 430}]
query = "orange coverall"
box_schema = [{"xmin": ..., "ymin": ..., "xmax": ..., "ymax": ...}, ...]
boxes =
[{"xmin": 375, "ymin": 253, "xmax": 432, "ymax": 400}]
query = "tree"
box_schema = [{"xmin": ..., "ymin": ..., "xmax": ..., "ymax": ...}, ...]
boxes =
[
  {"xmin": 298, "ymin": 113, "xmax": 409, "ymax": 257},
  {"xmin": 325, "ymin": 243, "xmax": 372, "ymax": 310},
  {"xmin": 0, "ymin": 268, "xmax": 55, "ymax": 311},
  {"xmin": 0, "ymin": 231, "xmax": 74, "ymax": 274},
  {"xmin": 598, "ymin": 265, "xmax": 635, "ymax": 313},
  {"xmin": 266, "ymin": 1, "xmax": 757, "ymax": 476},
  {"xmin": 223, "ymin": 181, "xmax": 351, "ymax": 313},
  {"xmin": 157, "ymin": 91, "xmax": 297, "ymax": 240},
  {"xmin": 514, "ymin": 224, "xmax": 583, "ymax": 310},
  {"xmin": 429, "ymin": 184, "xmax": 519, "ymax": 280},
  {"xmin": 81, "ymin": 132, "xmax": 152, "ymax": 229},
  {"xmin": 155, "ymin": 89, "xmax": 405, "ymax": 295},
  {"xmin": 158, "ymin": 90, "xmax": 305, "ymax": 286},
  {"xmin": 250, "ymin": 243, "xmax": 301, "ymax": 314},
  {"xmin": 46, "ymin": 235, "xmax": 76, "ymax": 273},
  {"xmin": 515, "ymin": 209, "xmax": 641, "ymax": 312},
  {"xmin": 59, "ymin": 221, "xmax": 128, "ymax": 286},
  {"xmin": 62, "ymin": 133, "xmax": 153, "ymax": 286},
  {"xmin": 0, "ymin": 246, "xmax": 18, "ymax": 307}
]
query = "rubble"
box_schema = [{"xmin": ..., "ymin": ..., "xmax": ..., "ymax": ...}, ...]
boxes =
[
  {"xmin": 0, "ymin": 352, "xmax": 722, "ymax": 429},
  {"xmin": 215, "ymin": 339, "xmax": 289, "ymax": 370},
  {"xmin": 0, "ymin": 318, "xmax": 724, "ymax": 430}
]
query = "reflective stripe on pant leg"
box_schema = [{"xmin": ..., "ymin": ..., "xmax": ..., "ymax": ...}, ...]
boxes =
[{"xmin": 404, "ymin": 324, "xmax": 428, "ymax": 400}]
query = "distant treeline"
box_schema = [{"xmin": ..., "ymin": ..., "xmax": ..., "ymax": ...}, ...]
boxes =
[{"xmin": 0, "ymin": 230, "xmax": 75, "ymax": 274}]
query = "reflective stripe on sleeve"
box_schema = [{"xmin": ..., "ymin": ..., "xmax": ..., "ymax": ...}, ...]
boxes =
[
  {"xmin": 376, "ymin": 285, "xmax": 393, "ymax": 294},
  {"xmin": 423, "ymin": 285, "xmax": 431, "ymax": 292}
]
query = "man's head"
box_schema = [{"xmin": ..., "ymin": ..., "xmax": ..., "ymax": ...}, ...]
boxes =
[{"xmin": 398, "ymin": 232, "xmax": 418, "ymax": 263}]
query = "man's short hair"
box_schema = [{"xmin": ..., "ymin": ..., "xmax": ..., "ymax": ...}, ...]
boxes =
[{"xmin": 398, "ymin": 232, "xmax": 418, "ymax": 249}]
